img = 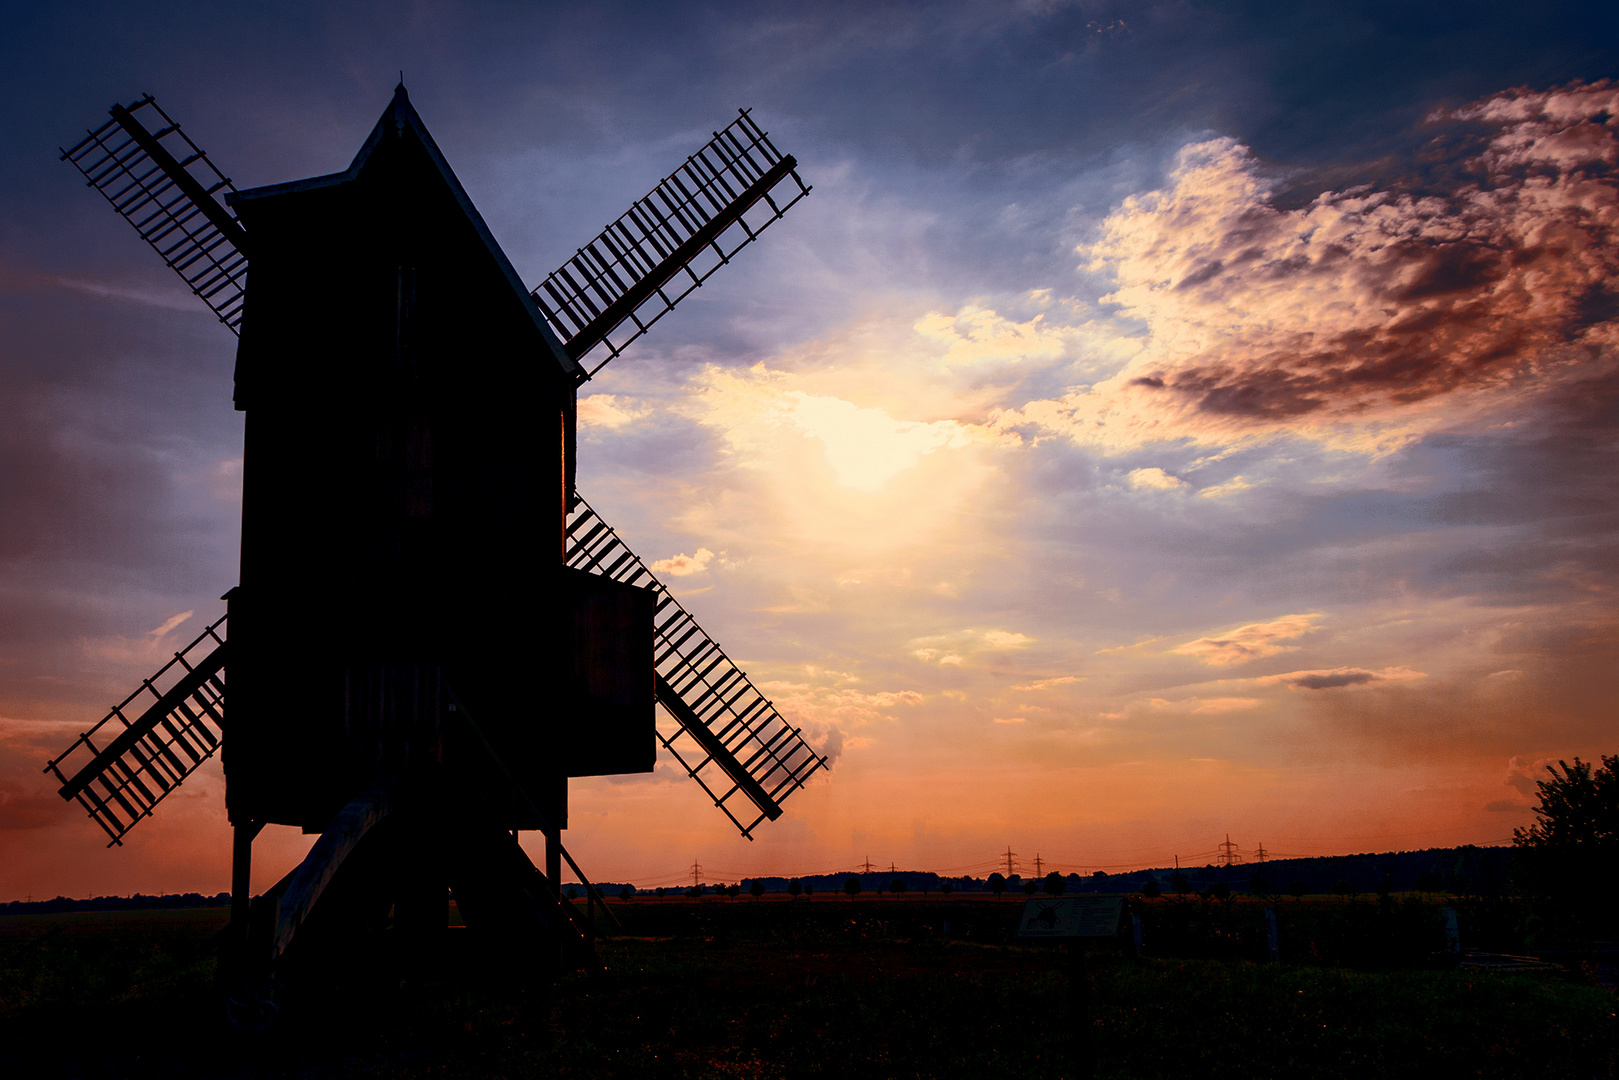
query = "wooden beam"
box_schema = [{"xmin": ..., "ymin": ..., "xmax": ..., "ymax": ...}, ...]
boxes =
[{"xmin": 266, "ymin": 786, "xmax": 393, "ymax": 962}]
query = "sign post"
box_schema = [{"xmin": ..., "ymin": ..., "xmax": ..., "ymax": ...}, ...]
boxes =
[{"xmin": 1017, "ymin": 896, "xmax": 1125, "ymax": 1080}]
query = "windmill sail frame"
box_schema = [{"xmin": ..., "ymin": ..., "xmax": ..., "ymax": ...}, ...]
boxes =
[
  {"xmin": 44, "ymin": 611, "xmax": 228, "ymax": 845},
  {"xmin": 566, "ymin": 496, "xmax": 828, "ymax": 838},
  {"xmin": 533, "ymin": 108, "xmax": 811, "ymax": 379},
  {"xmin": 61, "ymin": 95, "xmax": 251, "ymax": 333}
]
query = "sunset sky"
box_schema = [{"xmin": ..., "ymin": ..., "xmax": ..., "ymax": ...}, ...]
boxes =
[{"xmin": 2, "ymin": 1, "xmax": 1617, "ymax": 900}]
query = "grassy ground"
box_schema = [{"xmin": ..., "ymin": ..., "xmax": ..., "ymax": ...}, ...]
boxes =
[{"xmin": 1, "ymin": 899, "xmax": 1613, "ymax": 1078}]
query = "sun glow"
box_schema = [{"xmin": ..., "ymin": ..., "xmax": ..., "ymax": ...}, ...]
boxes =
[
  {"xmin": 683, "ymin": 363, "xmax": 1006, "ymax": 552},
  {"xmin": 784, "ymin": 392, "xmax": 974, "ymax": 491}
]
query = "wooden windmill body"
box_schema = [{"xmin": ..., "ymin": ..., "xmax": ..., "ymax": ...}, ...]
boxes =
[{"xmin": 46, "ymin": 86, "xmax": 824, "ymax": 1018}]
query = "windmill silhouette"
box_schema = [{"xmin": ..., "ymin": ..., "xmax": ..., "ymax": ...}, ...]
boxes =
[{"xmin": 44, "ymin": 86, "xmax": 825, "ymax": 1019}]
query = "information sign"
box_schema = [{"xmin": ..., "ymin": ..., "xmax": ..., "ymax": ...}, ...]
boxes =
[{"xmin": 1017, "ymin": 895, "xmax": 1125, "ymax": 940}]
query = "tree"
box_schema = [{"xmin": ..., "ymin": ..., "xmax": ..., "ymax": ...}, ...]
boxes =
[
  {"xmin": 939, "ymin": 880, "xmax": 953, "ymax": 897},
  {"xmin": 1043, "ymin": 871, "xmax": 1065, "ymax": 895},
  {"xmin": 1170, "ymin": 871, "xmax": 1190, "ymax": 895},
  {"xmin": 1513, "ymin": 755, "xmax": 1619, "ymax": 914},
  {"xmin": 1141, "ymin": 879, "xmax": 1161, "ymax": 899},
  {"xmin": 889, "ymin": 877, "xmax": 907, "ymax": 896},
  {"xmin": 844, "ymin": 876, "xmax": 862, "ymax": 897},
  {"xmin": 1414, "ymin": 871, "xmax": 1441, "ymax": 897},
  {"xmin": 1288, "ymin": 880, "xmax": 1308, "ymax": 899},
  {"xmin": 1514, "ymin": 756, "xmax": 1618, "ymax": 854},
  {"xmin": 1332, "ymin": 879, "xmax": 1355, "ymax": 899},
  {"xmin": 726, "ymin": 883, "xmax": 741, "ymax": 899},
  {"xmin": 1022, "ymin": 878, "xmax": 1040, "ymax": 895},
  {"xmin": 749, "ymin": 878, "xmax": 766, "ymax": 900},
  {"xmin": 1249, "ymin": 872, "xmax": 1271, "ymax": 896},
  {"xmin": 987, "ymin": 873, "xmax": 1007, "ymax": 897},
  {"xmin": 788, "ymin": 879, "xmax": 802, "ymax": 898},
  {"xmin": 619, "ymin": 885, "xmax": 636, "ymax": 900}
]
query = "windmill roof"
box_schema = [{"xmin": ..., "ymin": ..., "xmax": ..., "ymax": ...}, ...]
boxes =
[{"xmin": 231, "ymin": 84, "xmax": 578, "ymax": 382}]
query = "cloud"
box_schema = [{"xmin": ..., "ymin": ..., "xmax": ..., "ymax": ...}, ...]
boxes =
[
  {"xmin": 761, "ymin": 681, "xmax": 924, "ymax": 729},
  {"xmin": 992, "ymin": 716, "xmax": 1026, "ymax": 724},
  {"xmin": 981, "ymin": 630, "xmax": 1032, "ymax": 649},
  {"xmin": 1126, "ymin": 467, "xmax": 1185, "ymax": 491},
  {"xmin": 1505, "ymin": 754, "xmax": 1559, "ymax": 796},
  {"xmin": 687, "ymin": 363, "xmax": 1000, "ymax": 493},
  {"xmin": 1172, "ymin": 613, "xmax": 1322, "ymax": 666},
  {"xmin": 148, "ymin": 610, "xmax": 193, "ymax": 639},
  {"xmin": 650, "ymin": 548, "xmax": 714, "ymax": 577},
  {"xmin": 1010, "ymin": 675, "xmax": 1081, "ymax": 691},
  {"xmin": 912, "ymin": 304, "xmax": 1077, "ymax": 368},
  {"xmin": 1188, "ymin": 697, "xmax": 1260, "ymax": 714},
  {"xmin": 995, "ymin": 81, "xmax": 1619, "ymax": 453},
  {"xmin": 784, "ymin": 392, "xmax": 980, "ymax": 490},
  {"xmin": 578, "ymin": 394, "xmax": 651, "ymax": 430},
  {"xmin": 1197, "ymin": 475, "xmax": 1253, "ymax": 499},
  {"xmin": 1143, "ymin": 696, "xmax": 1259, "ymax": 714},
  {"xmin": 1257, "ymin": 665, "xmax": 1427, "ymax": 690},
  {"xmin": 911, "ymin": 628, "xmax": 1033, "ymax": 666}
]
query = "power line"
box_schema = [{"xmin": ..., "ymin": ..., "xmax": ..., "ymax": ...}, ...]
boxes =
[{"xmin": 1003, "ymin": 846, "xmax": 1019, "ymax": 877}]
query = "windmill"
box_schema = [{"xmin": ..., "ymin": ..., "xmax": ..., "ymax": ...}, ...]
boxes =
[{"xmin": 43, "ymin": 86, "xmax": 825, "ymax": 1017}]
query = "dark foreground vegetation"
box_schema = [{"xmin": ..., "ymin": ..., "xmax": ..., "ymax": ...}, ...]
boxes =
[{"xmin": 1, "ymin": 897, "xmax": 1614, "ymax": 1079}]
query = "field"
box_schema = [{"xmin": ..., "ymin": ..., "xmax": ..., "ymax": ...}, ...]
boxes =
[{"xmin": 1, "ymin": 896, "xmax": 1614, "ymax": 1079}]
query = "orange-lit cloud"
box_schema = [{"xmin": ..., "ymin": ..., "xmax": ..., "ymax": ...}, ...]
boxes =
[
  {"xmin": 996, "ymin": 82, "xmax": 1619, "ymax": 453},
  {"xmin": 650, "ymin": 548, "xmax": 714, "ymax": 576},
  {"xmin": 1171, "ymin": 614, "xmax": 1323, "ymax": 666}
]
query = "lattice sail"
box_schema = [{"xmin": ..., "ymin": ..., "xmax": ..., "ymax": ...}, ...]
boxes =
[
  {"xmin": 565, "ymin": 496, "xmax": 827, "ymax": 838},
  {"xmin": 534, "ymin": 109, "xmax": 810, "ymax": 379},
  {"xmin": 44, "ymin": 613, "xmax": 227, "ymax": 845},
  {"xmin": 62, "ymin": 95, "xmax": 250, "ymax": 333}
]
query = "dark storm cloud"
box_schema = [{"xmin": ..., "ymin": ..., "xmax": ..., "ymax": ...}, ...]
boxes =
[
  {"xmin": 1283, "ymin": 670, "xmax": 1379, "ymax": 690},
  {"xmin": 1033, "ymin": 84, "xmax": 1619, "ymax": 445}
]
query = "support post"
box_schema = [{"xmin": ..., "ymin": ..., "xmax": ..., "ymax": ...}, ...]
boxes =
[
  {"xmin": 1067, "ymin": 941, "xmax": 1094, "ymax": 1080},
  {"xmin": 230, "ymin": 820, "xmax": 255, "ymax": 954},
  {"xmin": 544, "ymin": 827, "xmax": 562, "ymax": 892}
]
